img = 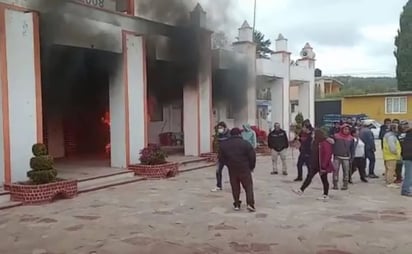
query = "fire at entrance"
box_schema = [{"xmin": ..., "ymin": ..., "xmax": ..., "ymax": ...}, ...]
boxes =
[{"xmin": 42, "ymin": 46, "xmax": 114, "ymax": 159}]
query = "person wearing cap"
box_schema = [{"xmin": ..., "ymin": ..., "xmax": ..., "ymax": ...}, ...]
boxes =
[
  {"xmin": 211, "ymin": 122, "xmax": 230, "ymax": 192},
  {"xmin": 219, "ymin": 127, "xmax": 256, "ymax": 212},
  {"xmin": 359, "ymin": 121, "xmax": 378, "ymax": 178}
]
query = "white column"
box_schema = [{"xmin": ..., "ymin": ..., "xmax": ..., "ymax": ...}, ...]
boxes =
[
  {"xmin": 110, "ymin": 33, "xmax": 147, "ymax": 168},
  {"xmin": 0, "ymin": 10, "xmax": 42, "ymax": 183},
  {"xmin": 299, "ymin": 82, "xmax": 311, "ymax": 123},
  {"xmin": 271, "ymin": 78, "xmax": 290, "ymax": 134},
  {"xmin": 110, "ymin": 55, "xmax": 127, "ymax": 168},
  {"xmin": 198, "ymin": 31, "xmax": 212, "ymax": 154},
  {"xmin": 183, "ymin": 85, "xmax": 200, "ymax": 156}
]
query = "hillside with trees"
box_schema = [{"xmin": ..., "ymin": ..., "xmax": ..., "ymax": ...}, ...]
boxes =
[{"xmin": 323, "ymin": 76, "xmax": 397, "ymax": 98}]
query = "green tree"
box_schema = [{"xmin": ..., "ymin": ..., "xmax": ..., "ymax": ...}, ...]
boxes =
[
  {"xmin": 254, "ymin": 30, "xmax": 273, "ymax": 59},
  {"xmin": 395, "ymin": 0, "xmax": 412, "ymax": 91}
]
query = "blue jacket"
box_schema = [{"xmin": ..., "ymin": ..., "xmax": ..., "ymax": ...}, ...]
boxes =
[{"xmin": 359, "ymin": 126, "xmax": 375, "ymax": 151}]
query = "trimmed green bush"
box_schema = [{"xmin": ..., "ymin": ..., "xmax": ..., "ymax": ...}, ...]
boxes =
[
  {"xmin": 27, "ymin": 143, "xmax": 57, "ymax": 184},
  {"xmin": 30, "ymin": 155, "xmax": 54, "ymax": 170},
  {"xmin": 27, "ymin": 169, "xmax": 58, "ymax": 184},
  {"xmin": 32, "ymin": 143, "xmax": 48, "ymax": 156}
]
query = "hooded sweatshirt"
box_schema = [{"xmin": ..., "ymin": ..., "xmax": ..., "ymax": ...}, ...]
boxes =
[
  {"xmin": 241, "ymin": 124, "xmax": 257, "ymax": 149},
  {"xmin": 383, "ymin": 131, "xmax": 401, "ymax": 161},
  {"xmin": 333, "ymin": 124, "xmax": 354, "ymax": 159}
]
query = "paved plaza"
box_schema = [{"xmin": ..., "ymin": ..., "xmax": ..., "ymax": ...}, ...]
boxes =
[{"xmin": 1, "ymin": 152, "xmax": 412, "ymax": 254}]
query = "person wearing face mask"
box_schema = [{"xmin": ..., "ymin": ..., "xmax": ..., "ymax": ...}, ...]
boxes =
[
  {"xmin": 268, "ymin": 122, "xmax": 289, "ymax": 175},
  {"xmin": 211, "ymin": 122, "xmax": 231, "ymax": 192}
]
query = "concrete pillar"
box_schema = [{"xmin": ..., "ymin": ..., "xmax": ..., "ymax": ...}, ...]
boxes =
[
  {"xmin": 183, "ymin": 4, "xmax": 212, "ymax": 156},
  {"xmin": 271, "ymin": 34, "xmax": 291, "ymax": 134},
  {"xmin": 110, "ymin": 32, "xmax": 147, "ymax": 168},
  {"xmin": 232, "ymin": 21, "xmax": 257, "ymax": 126},
  {"xmin": 271, "ymin": 78, "xmax": 290, "ymax": 135},
  {"xmin": 297, "ymin": 43, "xmax": 316, "ymax": 124},
  {"xmin": 0, "ymin": 9, "xmax": 42, "ymax": 183}
]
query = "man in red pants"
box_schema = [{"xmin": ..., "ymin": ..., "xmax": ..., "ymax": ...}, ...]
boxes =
[{"xmin": 219, "ymin": 128, "xmax": 256, "ymax": 212}]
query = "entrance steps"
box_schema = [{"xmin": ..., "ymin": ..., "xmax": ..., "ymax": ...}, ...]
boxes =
[
  {"xmin": 78, "ymin": 170, "xmax": 145, "ymax": 194},
  {"xmin": 178, "ymin": 157, "xmax": 216, "ymax": 173},
  {"xmin": 0, "ymin": 188, "xmax": 22, "ymax": 210}
]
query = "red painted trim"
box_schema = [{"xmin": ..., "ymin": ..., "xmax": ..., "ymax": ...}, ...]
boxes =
[
  {"xmin": 122, "ymin": 31, "xmax": 130, "ymax": 166},
  {"xmin": 127, "ymin": 0, "xmax": 135, "ymax": 15},
  {"xmin": 0, "ymin": 7, "xmax": 10, "ymax": 184},
  {"xmin": 32, "ymin": 12, "xmax": 43, "ymax": 143},
  {"xmin": 141, "ymin": 37, "xmax": 148, "ymax": 147}
]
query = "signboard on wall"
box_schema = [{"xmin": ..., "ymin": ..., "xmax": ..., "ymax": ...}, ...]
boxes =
[{"xmin": 74, "ymin": 0, "xmax": 117, "ymax": 12}]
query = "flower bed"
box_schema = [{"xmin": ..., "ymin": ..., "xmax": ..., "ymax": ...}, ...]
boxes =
[
  {"xmin": 7, "ymin": 179, "xmax": 78, "ymax": 205},
  {"xmin": 129, "ymin": 162, "xmax": 179, "ymax": 178},
  {"xmin": 200, "ymin": 152, "xmax": 218, "ymax": 163}
]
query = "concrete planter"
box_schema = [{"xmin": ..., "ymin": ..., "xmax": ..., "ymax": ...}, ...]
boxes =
[
  {"xmin": 128, "ymin": 162, "xmax": 179, "ymax": 179},
  {"xmin": 6, "ymin": 179, "xmax": 78, "ymax": 205}
]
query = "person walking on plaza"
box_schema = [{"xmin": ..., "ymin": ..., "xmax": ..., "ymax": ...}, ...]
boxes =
[
  {"xmin": 219, "ymin": 128, "xmax": 256, "ymax": 212},
  {"xmin": 268, "ymin": 122, "xmax": 289, "ymax": 175},
  {"xmin": 395, "ymin": 121, "xmax": 408, "ymax": 183},
  {"xmin": 294, "ymin": 123, "xmax": 313, "ymax": 182},
  {"xmin": 349, "ymin": 129, "xmax": 368, "ymax": 183},
  {"xmin": 241, "ymin": 124, "xmax": 257, "ymax": 149},
  {"xmin": 293, "ymin": 129, "xmax": 334, "ymax": 201},
  {"xmin": 332, "ymin": 124, "xmax": 354, "ymax": 190},
  {"xmin": 359, "ymin": 122, "xmax": 378, "ymax": 178},
  {"xmin": 383, "ymin": 124, "xmax": 402, "ymax": 188},
  {"xmin": 211, "ymin": 122, "xmax": 230, "ymax": 192},
  {"xmin": 400, "ymin": 125, "xmax": 412, "ymax": 197}
]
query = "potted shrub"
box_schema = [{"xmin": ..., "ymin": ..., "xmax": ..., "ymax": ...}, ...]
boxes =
[
  {"xmin": 128, "ymin": 144, "xmax": 179, "ymax": 178},
  {"xmin": 7, "ymin": 143, "xmax": 78, "ymax": 205}
]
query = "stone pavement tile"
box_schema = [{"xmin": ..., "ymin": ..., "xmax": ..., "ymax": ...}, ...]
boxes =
[{"xmin": 0, "ymin": 154, "xmax": 411, "ymax": 254}]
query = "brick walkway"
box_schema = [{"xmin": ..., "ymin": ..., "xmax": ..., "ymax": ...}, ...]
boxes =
[{"xmin": 0, "ymin": 152, "xmax": 411, "ymax": 254}]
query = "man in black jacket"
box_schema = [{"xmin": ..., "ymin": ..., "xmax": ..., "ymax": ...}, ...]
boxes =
[
  {"xmin": 219, "ymin": 128, "xmax": 256, "ymax": 212},
  {"xmin": 268, "ymin": 122, "xmax": 289, "ymax": 175},
  {"xmin": 401, "ymin": 126, "xmax": 412, "ymax": 197}
]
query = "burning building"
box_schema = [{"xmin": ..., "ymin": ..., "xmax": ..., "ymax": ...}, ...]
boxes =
[{"xmin": 0, "ymin": 0, "xmax": 315, "ymax": 184}]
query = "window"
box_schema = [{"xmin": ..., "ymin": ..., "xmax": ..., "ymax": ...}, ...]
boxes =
[{"xmin": 385, "ymin": 96, "xmax": 407, "ymax": 114}]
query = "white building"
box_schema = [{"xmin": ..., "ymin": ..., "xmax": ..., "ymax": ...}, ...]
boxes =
[
  {"xmin": 213, "ymin": 22, "xmax": 316, "ymax": 135},
  {"xmin": 0, "ymin": 0, "xmax": 315, "ymax": 185}
]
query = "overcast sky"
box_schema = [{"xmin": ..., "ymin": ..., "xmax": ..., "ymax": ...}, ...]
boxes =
[{"xmin": 201, "ymin": 0, "xmax": 407, "ymax": 77}]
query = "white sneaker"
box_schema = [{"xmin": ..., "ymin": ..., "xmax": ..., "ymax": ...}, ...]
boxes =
[
  {"xmin": 292, "ymin": 189, "xmax": 303, "ymax": 196},
  {"xmin": 317, "ymin": 195, "xmax": 330, "ymax": 201},
  {"xmin": 211, "ymin": 187, "xmax": 222, "ymax": 192},
  {"xmin": 386, "ymin": 183, "xmax": 400, "ymax": 189}
]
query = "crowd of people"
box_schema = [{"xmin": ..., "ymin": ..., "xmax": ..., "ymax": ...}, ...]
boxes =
[{"xmin": 212, "ymin": 118, "xmax": 412, "ymax": 212}]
